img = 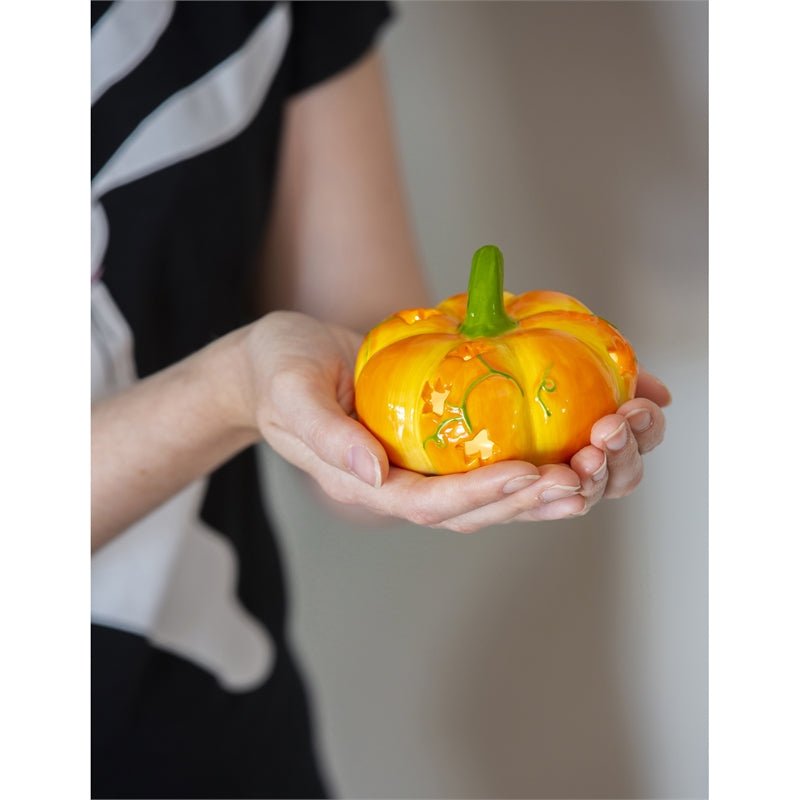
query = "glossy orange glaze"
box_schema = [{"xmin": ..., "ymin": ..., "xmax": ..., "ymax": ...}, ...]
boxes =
[{"xmin": 354, "ymin": 288, "xmax": 638, "ymax": 475}]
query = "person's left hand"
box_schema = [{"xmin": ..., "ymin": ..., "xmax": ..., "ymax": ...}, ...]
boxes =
[{"xmin": 526, "ymin": 369, "xmax": 670, "ymax": 521}]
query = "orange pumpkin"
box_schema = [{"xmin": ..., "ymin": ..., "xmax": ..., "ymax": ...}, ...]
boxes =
[{"xmin": 354, "ymin": 245, "xmax": 638, "ymax": 474}]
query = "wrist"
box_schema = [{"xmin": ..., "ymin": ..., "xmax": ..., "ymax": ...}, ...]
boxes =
[{"xmin": 189, "ymin": 325, "xmax": 262, "ymax": 448}]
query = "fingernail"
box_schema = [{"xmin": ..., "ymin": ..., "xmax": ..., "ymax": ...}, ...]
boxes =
[
  {"xmin": 591, "ymin": 456, "xmax": 607, "ymax": 482},
  {"xmin": 503, "ymin": 474, "xmax": 541, "ymax": 494},
  {"xmin": 625, "ymin": 408, "xmax": 652, "ymax": 433},
  {"xmin": 602, "ymin": 421, "xmax": 628, "ymax": 451},
  {"xmin": 541, "ymin": 484, "xmax": 581, "ymax": 503},
  {"xmin": 346, "ymin": 445, "xmax": 381, "ymax": 488},
  {"xmin": 570, "ymin": 500, "xmax": 589, "ymax": 517}
]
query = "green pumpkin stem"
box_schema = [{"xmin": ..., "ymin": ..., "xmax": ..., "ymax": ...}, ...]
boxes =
[{"xmin": 458, "ymin": 245, "xmax": 518, "ymax": 338}]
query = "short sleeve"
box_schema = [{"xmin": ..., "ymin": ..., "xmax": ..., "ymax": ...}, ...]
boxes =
[{"xmin": 286, "ymin": 1, "xmax": 393, "ymax": 95}]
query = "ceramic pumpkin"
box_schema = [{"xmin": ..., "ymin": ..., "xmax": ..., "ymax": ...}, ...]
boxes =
[{"xmin": 354, "ymin": 245, "xmax": 638, "ymax": 475}]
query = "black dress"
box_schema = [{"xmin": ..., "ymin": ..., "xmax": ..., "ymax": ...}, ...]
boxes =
[{"xmin": 90, "ymin": 3, "xmax": 391, "ymax": 797}]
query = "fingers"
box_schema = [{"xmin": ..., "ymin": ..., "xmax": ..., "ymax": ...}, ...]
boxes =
[
  {"xmin": 267, "ymin": 368, "xmax": 389, "ymax": 487},
  {"xmin": 431, "ymin": 464, "xmax": 584, "ymax": 532},
  {"xmin": 636, "ymin": 369, "xmax": 672, "ymax": 407},
  {"xmin": 580, "ymin": 372, "xmax": 668, "ymax": 500},
  {"xmin": 570, "ymin": 444, "xmax": 609, "ymax": 514},
  {"xmin": 274, "ymin": 420, "xmax": 588, "ymax": 531},
  {"xmin": 590, "ymin": 414, "xmax": 643, "ymax": 499},
  {"xmin": 373, "ymin": 461, "xmax": 547, "ymax": 526},
  {"xmin": 617, "ymin": 398, "xmax": 666, "ymax": 454}
]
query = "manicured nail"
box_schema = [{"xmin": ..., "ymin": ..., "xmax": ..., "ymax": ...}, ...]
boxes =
[
  {"xmin": 625, "ymin": 408, "xmax": 652, "ymax": 433},
  {"xmin": 503, "ymin": 474, "xmax": 541, "ymax": 494},
  {"xmin": 591, "ymin": 456, "xmax": 607, "ymax": 482},
  {"xmin": 602, "ymin": 421, "xmax": 628, "ymax": 451},
  {"xmin": 541, "ymin": 484, "xmax": 581, "ymax": 503},
  {"xmin": 346, "ymin": 445, "xmax": 381, "ymax": 488}
]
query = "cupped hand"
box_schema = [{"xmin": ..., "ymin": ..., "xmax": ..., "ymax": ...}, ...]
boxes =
[
  {"xmin": 241, "ymin": 312, "xmax": 670, "ymax": 532},
  {"xmin": 565, "ymin": 368, "xmax": 670, "ymax": 511}
]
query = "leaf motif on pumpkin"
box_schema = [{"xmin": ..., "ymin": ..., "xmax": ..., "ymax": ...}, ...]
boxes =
[
  {"xmin": 422, "ymin": 378, "xmax": 451, "ymax": 416},
  {"xmin": 447, "ymin": 340, "xmax": 495, "ymax": 361},
  {"xmin": 461, "ymin": 428, "xmax": 495, "ymax": 463}
]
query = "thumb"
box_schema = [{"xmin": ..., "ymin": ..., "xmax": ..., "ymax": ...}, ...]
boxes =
[{"xmin": 273, "ymin": 370, "xmax": 389, "ymax": 488}]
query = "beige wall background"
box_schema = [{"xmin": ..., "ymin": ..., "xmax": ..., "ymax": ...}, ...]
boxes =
[{"xmin": 261, "ymin": 1, "xmax": 708, "ymax": 797}]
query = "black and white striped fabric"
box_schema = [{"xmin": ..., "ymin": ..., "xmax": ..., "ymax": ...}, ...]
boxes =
[{"xmin": 90, "ymin": 3, "xmax": 390, "ymax": 797}]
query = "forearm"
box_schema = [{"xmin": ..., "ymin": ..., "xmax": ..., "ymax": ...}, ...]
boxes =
[
  {"xmin": 260, "ymin": 51, "xmax": 431, "ymax": 330},
  {"xmin": 91, "ymin": 328, "xmax": 258, "ymax": 552}
]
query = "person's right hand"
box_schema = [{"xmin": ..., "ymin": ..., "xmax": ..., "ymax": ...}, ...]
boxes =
[{"xmin": 239, "ymin": 311, "xmax": 592, "ymax": 532}]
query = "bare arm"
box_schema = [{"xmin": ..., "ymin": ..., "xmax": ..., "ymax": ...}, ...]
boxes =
[
  {"xmin": 258, "ymin": 50, "xmax": 430, "ymax": 328},
  {"xmin": 91, "ymin": 330, "xmax": 257, "ymax": 551}
]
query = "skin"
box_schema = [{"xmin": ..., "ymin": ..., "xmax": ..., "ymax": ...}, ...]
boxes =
[{"xmin": 91, "ymin": 51, "xmax": 670, "ymax": 550}]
